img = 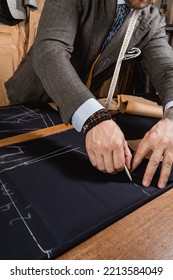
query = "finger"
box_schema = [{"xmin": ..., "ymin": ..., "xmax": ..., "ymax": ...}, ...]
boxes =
[
  {"xmin": 131, "ymin": 138, "xmax": 151, "ymax": 172},
  {"xmin": 95, "ymin": 154, "xmax": 106, "ymax": 172},
  {"xmin": 113, "ymin": 144, "xmax": 125, "ymax": 171},
  {"xmin": 103, "ymin": 150, "xmax": 115, "ymax": 173},
  {"xmin": 142, "ymin": 148, "xmax": 164, "ymax": 187},
  {"xmin": 124, "ymin": 141, "xmax": 133, "ymax": 170},
  {"xmin": 87, "ymin": 149, "xmax": 97, "ymax": 168},
  {"xmin": 158, "ymin": 151, "xmax": 173, "ymax": 188}
]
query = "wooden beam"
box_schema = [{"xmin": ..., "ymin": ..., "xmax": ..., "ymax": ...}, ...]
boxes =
[{"xmin": 0, "ymin": 123, "xmax": 73, "ymax": 148}]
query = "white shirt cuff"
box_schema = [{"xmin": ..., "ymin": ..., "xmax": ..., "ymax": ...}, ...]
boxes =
[
  {"xmin": 71, "ymin": 98, "xmax": 104, "ymax": 132},
  {"xmin": 164, "ymin": 101, "xmax": 173, "ymax": 112}
]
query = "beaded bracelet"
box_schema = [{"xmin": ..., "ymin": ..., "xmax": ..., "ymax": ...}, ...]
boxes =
[{"xmin": 82, "ymin": 109, "xmax": 112, "ymax": 135}]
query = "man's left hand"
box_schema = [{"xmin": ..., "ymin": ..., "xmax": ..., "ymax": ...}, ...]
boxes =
[{"xmin": 131, "ymin": 107, "xmax": 173, "ymax": 188}]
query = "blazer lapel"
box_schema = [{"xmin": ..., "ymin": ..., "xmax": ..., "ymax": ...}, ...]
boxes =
[
  {"xmin": 128, "ymin": 9, "xmax": 152, "ymax": 51},
  {"xmin": 86, "ymin": 0, "xmax": 117, "ymax": 69},
  {"xmin": 82, "ymin": 0, "xmax": 117, "ymax": 81},
  {"xmin": 93, "ymin": 7, "xmax": 152, "ymax": 76},
  {"xmin": 94, "ymin": 11, "xmax": 132, "ymax": 76}
]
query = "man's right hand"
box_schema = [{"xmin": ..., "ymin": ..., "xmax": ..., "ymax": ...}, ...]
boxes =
[{"xmin": 85, "ymin": 119, "xmax": 132, "ymax": 173}]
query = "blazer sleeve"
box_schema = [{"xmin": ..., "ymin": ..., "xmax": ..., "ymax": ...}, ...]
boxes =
[{"xmin": 32, "ymin": 0, "xmax": 94, "ymax": 124}]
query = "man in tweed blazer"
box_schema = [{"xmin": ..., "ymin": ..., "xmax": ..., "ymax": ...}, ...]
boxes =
[{"xmin": 5, "ymin": 0, "xmax": 173, "ymax": 189}]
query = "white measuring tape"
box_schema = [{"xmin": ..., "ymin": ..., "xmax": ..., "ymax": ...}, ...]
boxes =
[{"xmin": 105, "ymin": 9, "xmax": 140, "ymax": 110}]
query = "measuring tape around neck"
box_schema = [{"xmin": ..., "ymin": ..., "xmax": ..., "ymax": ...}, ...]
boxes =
[{"xmin": 105, "ymin": 9, "xmax": 140, "ymax": 110}]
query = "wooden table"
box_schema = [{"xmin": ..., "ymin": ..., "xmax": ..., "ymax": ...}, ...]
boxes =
[{"xmin": 57, "ymin": 188, "xmax": 173, "ymax": 260}]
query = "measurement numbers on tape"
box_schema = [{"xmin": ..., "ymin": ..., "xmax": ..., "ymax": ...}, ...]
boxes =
[{"xmin": 105, "ymin": 9, "xmax": 140, "ymax": 109}]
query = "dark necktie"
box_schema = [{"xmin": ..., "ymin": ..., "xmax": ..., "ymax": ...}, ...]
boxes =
[{"xmin": 101, "ymin": 4, "xmax": 131, "ymax": 53}]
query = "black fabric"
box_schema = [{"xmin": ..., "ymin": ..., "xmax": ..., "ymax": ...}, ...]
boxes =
[
  {"xmin": 0, "ymin": 1, "xmax": 22, "ymax": 25},
  {"xmin": 114, "ymin": 113, "xmax": 159, "ymax": 140},
  {"xmin": 0, "ymin": 104, "xmax": 62, "ymax": 139},
  {"xmin": 0, "ymin": 105, "xmax": 173, "ymax": 260}
]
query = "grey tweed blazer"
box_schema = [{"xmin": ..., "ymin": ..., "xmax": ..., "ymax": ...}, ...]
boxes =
[{"xmin": 5, "ymin": 0, "xmax": 173, "ymax": 124}]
